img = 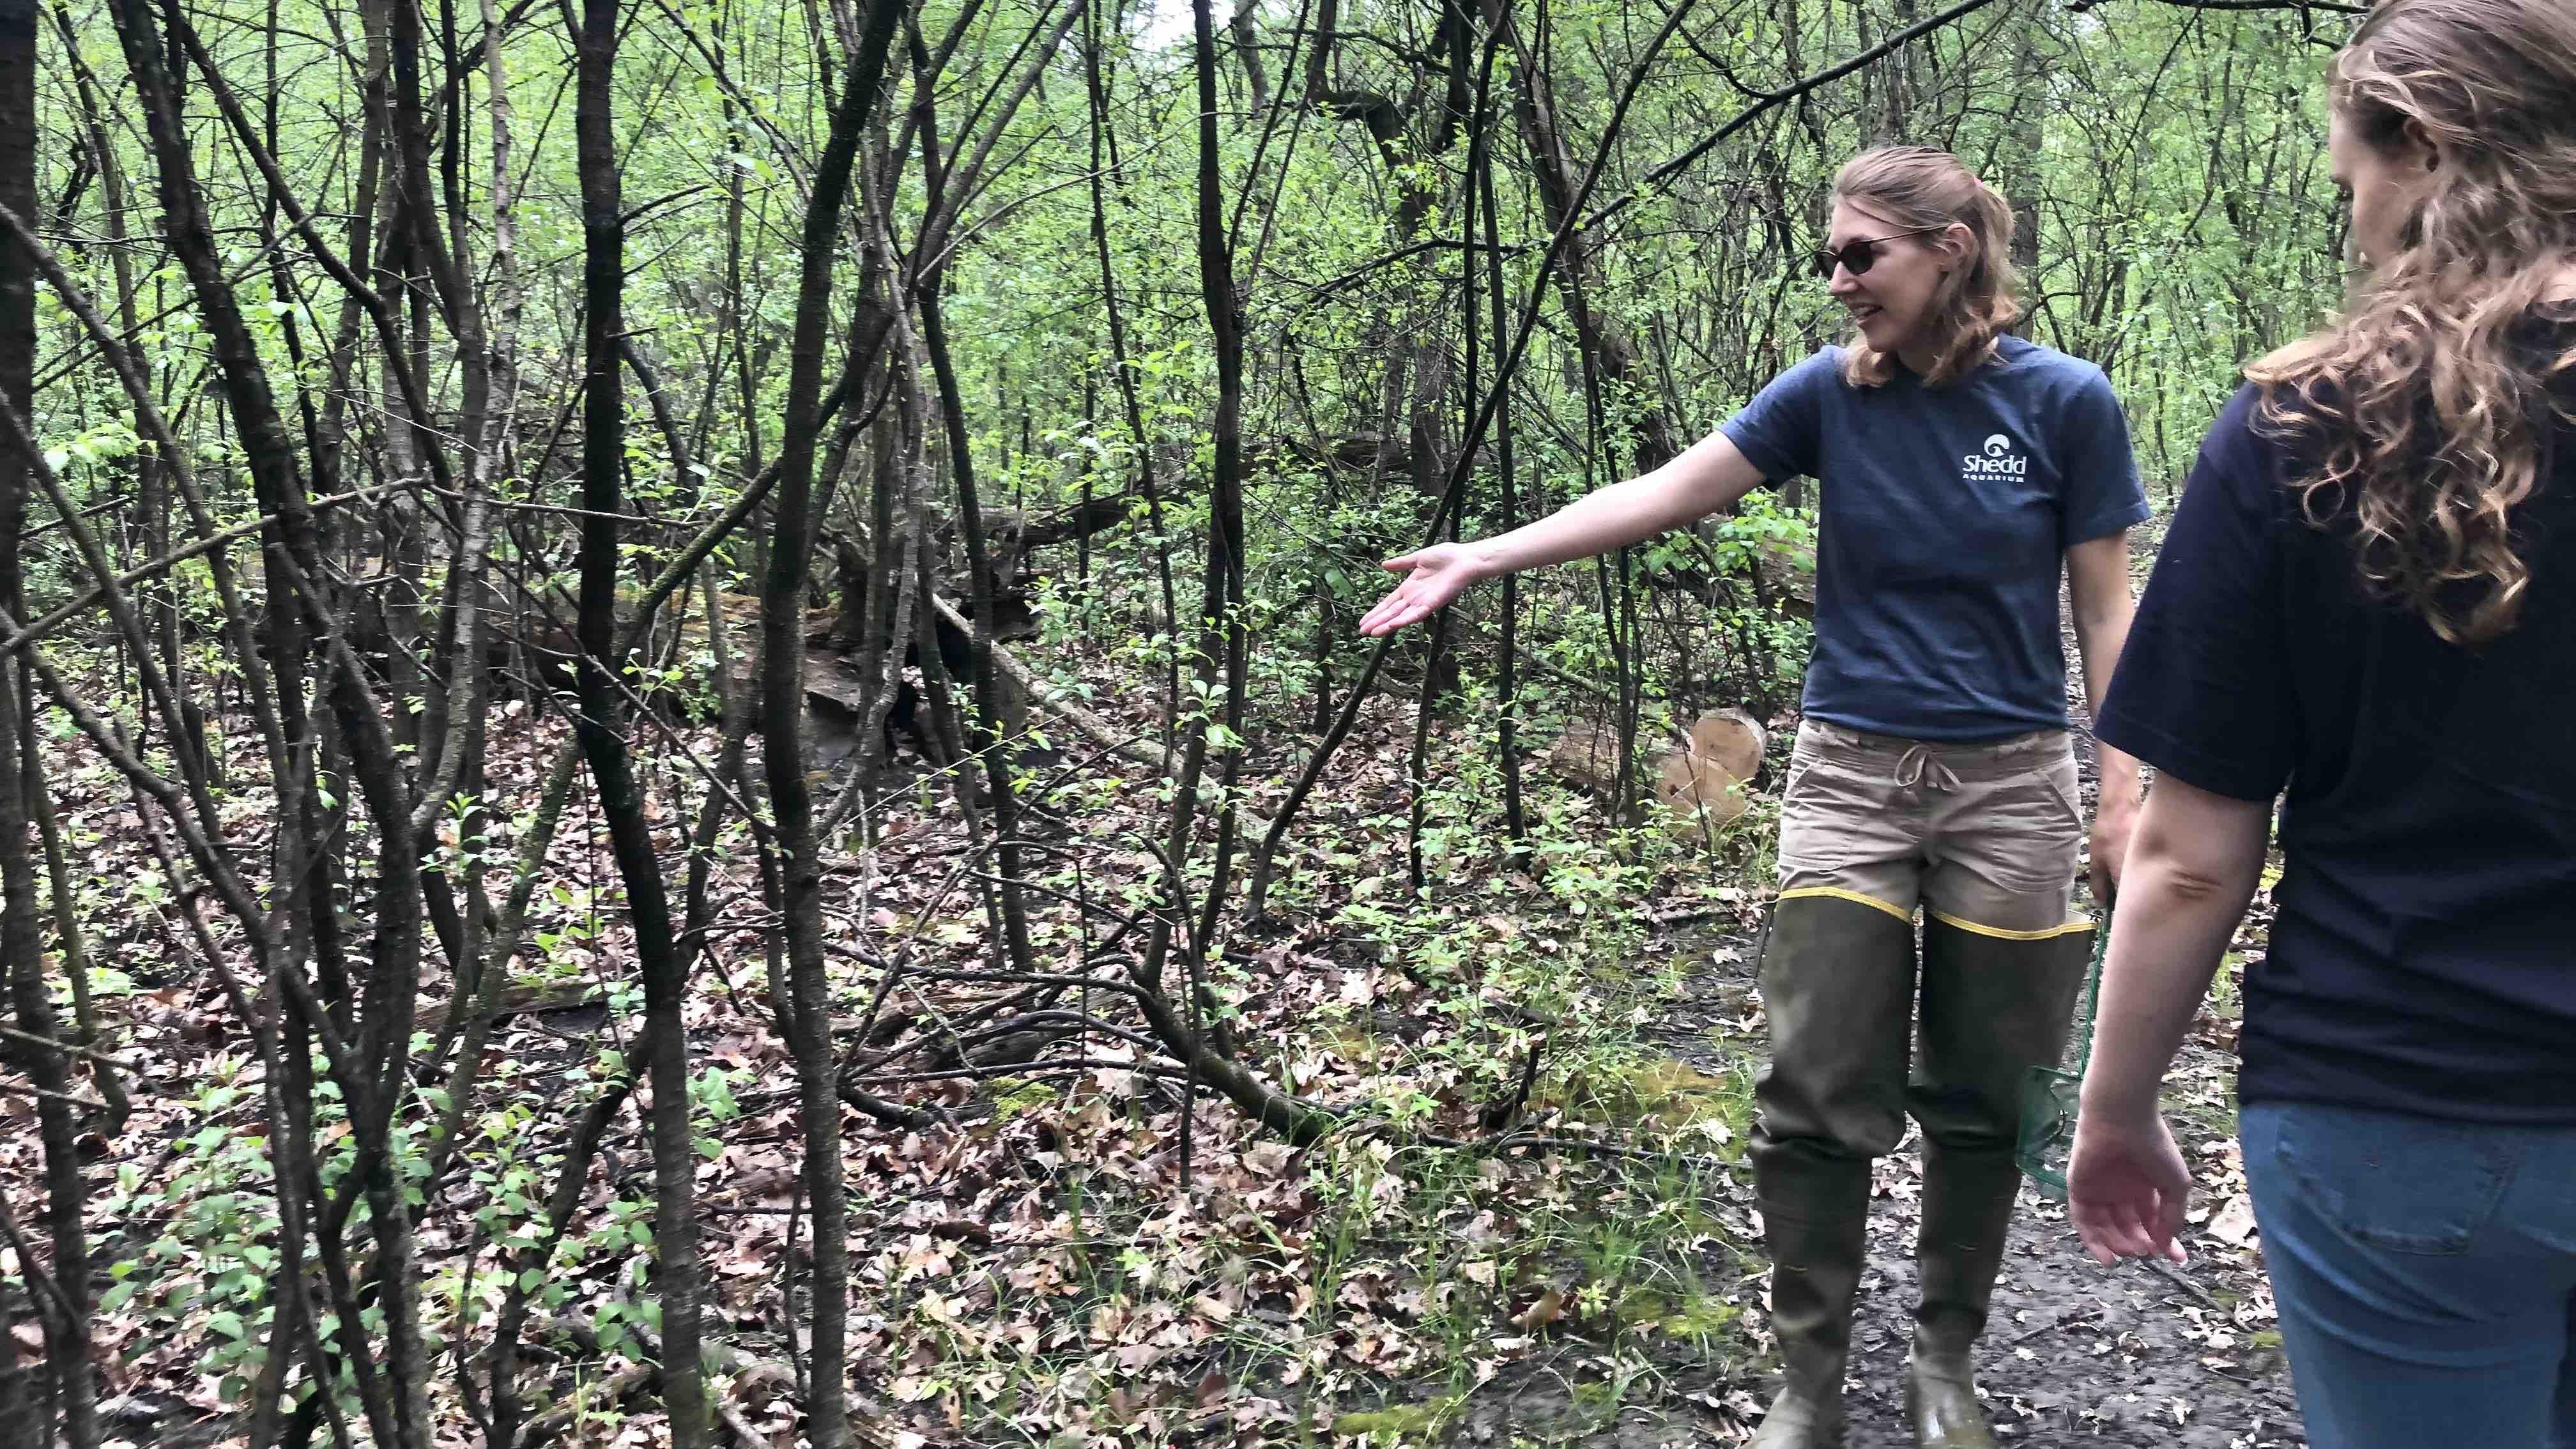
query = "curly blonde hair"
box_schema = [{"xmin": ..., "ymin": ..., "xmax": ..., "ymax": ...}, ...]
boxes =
[
  {"xmin": 1832, "ymin": 147, "xmax": 2023, "ymax": 389},
  {"xmin": 2246, "ymin": 0, "xmax": 2576, "ymax": 646}
]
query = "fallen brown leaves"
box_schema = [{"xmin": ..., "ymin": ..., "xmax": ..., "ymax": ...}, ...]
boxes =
[{"xmin": 9, "ymin": 641, "xmax": 1781, "ymax": 1449}]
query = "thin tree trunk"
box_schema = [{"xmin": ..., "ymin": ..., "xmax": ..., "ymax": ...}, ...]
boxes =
[
  {"xmin": 909, "ymin": 14, "xmax": 1038, "ymax": 978},
  {"xmin": 1475, "ymin": 4, "xmax": 1526, "ymax": 847},
  {"xmin": 1146, "ymin": 0, "xmax": 1249, "ymax": 1026},
  {"xmin": 1081, "ymin": 2, "xmax": 1181, "ymax": 762},
  {"xmin": 0, "ymin": 13, "xmax": 92, "ymax": 1441},
  {"xmin": 28, "ymin": 749, "xmax": 128, "ymax": 1123},
  {"xmin": 568, "ymin": 3, "xmax": 709, "ymax": 1443},
  {"xmin": 1229, "ymin": 0, "xmax": 1267, "ymax": 118},
  {"xmin": 1244, "ymin": 0, "xmax": 1694, "ymax": 916},
  {"xmin": 758, "ymin": 1, "xmax": 904, "ymax": 1439},
  {"xmin": 1502, "ymin": 7, "xmax": 1676, "ymax": 474}
]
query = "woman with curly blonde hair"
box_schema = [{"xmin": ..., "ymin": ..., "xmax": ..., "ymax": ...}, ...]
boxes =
[
  {"xmin": 1366, "ymin": 145, "xmax": 2151, "ymax": 1448},
  {"xmin": 2073, "ymin": 1, "xmax": 2576, "ymax": 1443}
]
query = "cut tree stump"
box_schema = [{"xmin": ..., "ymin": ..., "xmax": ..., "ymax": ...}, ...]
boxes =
[
  {"xmin": 1544, "ymin": 720, "xmax": 1623, "ymax": 794},
  {"xmin": 1653, "ymin": 708, "xmax": 1767, "ymax": 835}
]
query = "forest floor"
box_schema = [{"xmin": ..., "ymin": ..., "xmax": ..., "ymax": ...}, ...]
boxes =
[
  {"xmin": 1327, "ymin": 908, "xmax": 2302, "ymax": 1449},
  {"xmin": 15, "ymin": 544, "xmax": 2312, "ymax": 1449}
]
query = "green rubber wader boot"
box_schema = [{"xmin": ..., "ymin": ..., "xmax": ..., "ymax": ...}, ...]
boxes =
[
  {"xmin": 1749, "ymin": 893, "xmax": 1920, "ymax": 1448},
  {"xmin": 1903, "ymin": 914, "xmax": 2096, "ymax": 1449},
  {"xmin": 1751, "ymin": 1170, "xmax": 1871, "ymax": 1448}
]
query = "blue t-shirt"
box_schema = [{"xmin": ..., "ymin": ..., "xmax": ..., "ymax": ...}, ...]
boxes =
[
  {"xmin": 2099, "ymin": 364, "xmax": 2576, "ymax": 1125},
  {"xmin": 1722, "ymin": 337, "xmax": 2149, "ymax": 741}
]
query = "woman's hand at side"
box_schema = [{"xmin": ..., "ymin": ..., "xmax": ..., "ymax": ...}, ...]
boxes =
[
  {"xmin": 2063, "ymin": 772, "xmax": 2271, "ymax": 1267},
  {"xmin": 2069, "ymin": 1107, "xmax": 2191, "ymax": 1266}
]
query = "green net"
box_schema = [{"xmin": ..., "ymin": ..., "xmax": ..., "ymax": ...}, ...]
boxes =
[{"xmin": 2016, "ymin": 907, "xmax": 2110, "ymax": 1201}]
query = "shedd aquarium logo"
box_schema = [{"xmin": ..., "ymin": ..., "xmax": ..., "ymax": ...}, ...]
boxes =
[{"xmin": 1963, "ymin": 433, "xmax": 2027, "ymax": 479}]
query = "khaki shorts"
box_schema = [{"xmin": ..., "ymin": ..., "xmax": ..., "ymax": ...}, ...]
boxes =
[{"xmin": 1775, "ymin": 719, "xmax": 2089, "ymax": 937}]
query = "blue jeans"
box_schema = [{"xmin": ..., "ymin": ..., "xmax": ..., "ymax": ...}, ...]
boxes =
[{"xmin": 2241, "ymin": 1101, "xmax": 2576, "ymax": 1448}]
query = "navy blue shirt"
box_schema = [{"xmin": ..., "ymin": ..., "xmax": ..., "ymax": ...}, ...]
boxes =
[
  {"xmin": 2099, "ymin": 366, "xmax": 2576, "ymax": 1124},
  {"xmin": 1723, "ymin": 338, "xmax": 2150, "ymax": 741}
]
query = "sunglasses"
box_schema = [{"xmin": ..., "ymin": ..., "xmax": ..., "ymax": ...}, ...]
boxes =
[{"xmin": 1809, "ymin": 226, "xmax": 1948, "ymax": 282}]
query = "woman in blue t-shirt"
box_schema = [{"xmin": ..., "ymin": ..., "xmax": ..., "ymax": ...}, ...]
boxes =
[
  {"xmin": 2071, "ymin": 2, "xmax": 2576, "ymax": 1445},
  {"xmin": 1364, "ymin": 146, "xmax": 2149, "ymax": 1448}
]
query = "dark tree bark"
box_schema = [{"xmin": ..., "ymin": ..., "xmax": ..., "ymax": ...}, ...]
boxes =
[
  {"xmin": 0, "ymin": 698, "xmax": 97, "ymax": 1449},
  {"xmin": 0, "ymin": 0, "xmax": 28, "ymax": 706},
  {"xmin": 567, "ymin": 2, "xmax": 708, "ymax": 1443},
  {"xmin": 1082, "ymin": 0, "xmax": 1181, "ymax": 756},
  {"xmin": 95, "ymin": 0, "xmax": 456, "ymax": 1441},
  {"xmin": 1141, "ymin": 0, "xmax": 1248, "ymax": 1077},
  {"xmin": 0, "ymin": 3, "xmax": 90, "ymax": 1443},
  {"xmin": 907, "ymin": 10, "xmax": 1039, "ymax": 977},
  {"xmin": 1501, "ymin": 4, "xmax": 1677, "ymax": 473},
  {"xmin": 1470, "ymin": 4, "xmax": 1526, "ymax": 848},
  {"xmin": 758, "ymin": 0, "xmax": 905, "ymax": 1441}
]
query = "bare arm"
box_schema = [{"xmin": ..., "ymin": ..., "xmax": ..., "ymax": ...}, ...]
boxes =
[
  {"xmin": 2066, "ymin": 532, "xmax": 2147, "ymax": 898},
  {"xmin": 1360, "ymin": 429, "xmax": 1770, "ymax": 636},
  {"xmin": 1471, "ymin": 428, "xmax": 1768, "ymax": 574},
  {"xmin": 2083, "ymin": 777, "xmax": 2269, "ymax": 1119},
  {"xmin": 2067, "ymin": 774, "xmax": 2271, "ymax": 1264}
]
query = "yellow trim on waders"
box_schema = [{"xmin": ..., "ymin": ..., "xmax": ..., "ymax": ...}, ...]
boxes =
[
  {"xmin": 1777, "ymin": 885, "xmax": 1915, "ymax": 925},
  {"xmin": 1926, "ymin": 910, "xmax": 2097, "ymax": 941}
]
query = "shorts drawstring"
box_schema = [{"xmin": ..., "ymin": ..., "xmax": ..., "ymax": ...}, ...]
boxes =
[{"xmin": 1894, "ymin": 743, "xmax": 1965, "ymax": 794}]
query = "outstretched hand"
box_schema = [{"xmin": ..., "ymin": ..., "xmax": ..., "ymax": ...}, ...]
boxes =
[
  {"xmin": 1358, "ymin": 542, "xmax": 1489, "ymax": 637},
  {"xmin": 2068, "ymin": 1107, "xmax": 2193, "ymax": 1268}
]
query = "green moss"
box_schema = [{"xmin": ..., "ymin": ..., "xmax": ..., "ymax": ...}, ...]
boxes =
[
  {"xmin": 1580, "ymin": 1057, "xmax": 1752, "ymax": 1140},
  {"xmin": 1659, "ymin": 1294, "xmax": 1742, "ymax": 1339},
  {"xmin": 1331, "ymin": 1399, "xmax": 1459, "ymax": 1441},
  {"xmin": 1607, "ymin": 1286, "xmax": 1739, "ymax": 1340},
  {"xmin": 1568, "ymin": 1378, "xmax": 1620, "ymax": 1413},
  {"xmin": 1321, "ymin": 1025, "xmax": 1381, "ymax": 1063},
  {"xmin": 1611, "ymin": 1289, "xmax": 1671, "ymax": 1325},
  {"xmin": 988, "ymin": 1077, "xmax": 1058, "ymax": 1120}
]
